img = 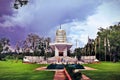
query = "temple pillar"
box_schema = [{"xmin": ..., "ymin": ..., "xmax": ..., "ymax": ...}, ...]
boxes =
[
  {"xmin": 63, "ymin": 47, "xmax": 67, "ymax": 56},
  {"xmin": 55, "ymin": 46, "xmax": 59, "ymax": 56}
]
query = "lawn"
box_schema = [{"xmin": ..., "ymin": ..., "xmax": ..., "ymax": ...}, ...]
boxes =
[
  {"xmin": 82, "ymin": 62, "xmax": 120, "ymax": 80},
  {"xmin": 0, "ymin": 60, "xmax": 55, "ymax": 80}
]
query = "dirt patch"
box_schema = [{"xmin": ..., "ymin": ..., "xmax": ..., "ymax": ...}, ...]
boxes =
[
  {"xmin": 84, "ymin": 66, "xmax": 97, "ymax": 70},
  {"xmin": 35, "ymin": 67, "xmax": 47, "ymax": 71}
]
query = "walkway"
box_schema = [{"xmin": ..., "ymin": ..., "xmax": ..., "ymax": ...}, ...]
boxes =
[{"xmin": 54, "ymin": 70, "xmax": 67, "ymax": 80}]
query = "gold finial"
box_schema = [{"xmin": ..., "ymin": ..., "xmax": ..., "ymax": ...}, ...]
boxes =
[{"xmin": 60, "ymin": 24, "xmax": 61, "ymax": 29}]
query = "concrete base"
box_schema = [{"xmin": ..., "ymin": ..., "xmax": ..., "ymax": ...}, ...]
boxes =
[{"xmin": 47, "ymin": 56, "xmax": 77, "ymax": 64}]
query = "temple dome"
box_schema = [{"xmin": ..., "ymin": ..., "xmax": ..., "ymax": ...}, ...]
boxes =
[
  {"xmin": 50, "ymin": 27, "xmax": 72, "ymax": 57},
  {"xmin": 55, "ymin": 29, "xmax": 67, "ymax": 43}
]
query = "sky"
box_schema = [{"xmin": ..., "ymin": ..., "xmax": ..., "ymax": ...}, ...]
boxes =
[{"xmin": 0, "ymin": 0, "xmax": 120, "ymax": 49}]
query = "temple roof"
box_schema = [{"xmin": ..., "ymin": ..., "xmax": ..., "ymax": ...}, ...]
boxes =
[{"xmin": 55, "ymin": 28, "xmax": 67, "ymax": 43}]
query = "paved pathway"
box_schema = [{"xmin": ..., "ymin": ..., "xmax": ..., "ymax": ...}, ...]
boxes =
[{"xmin": 54, "ymin": 70, "xmax": 67, "ymax": 80}]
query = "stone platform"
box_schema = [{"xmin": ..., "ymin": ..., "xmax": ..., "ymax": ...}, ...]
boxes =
[{"xmin": 47, "ymin": 56, "xmax": 77, "ymax": 64}]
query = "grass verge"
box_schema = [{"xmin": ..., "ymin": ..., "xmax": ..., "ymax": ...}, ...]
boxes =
[
  {"xmin": 82, "ymin": 62, "xmax": 120, "ymax": 80},
  {"xmin": 0, "ymin": 60, "xmax": 54, "ymax": 80}
]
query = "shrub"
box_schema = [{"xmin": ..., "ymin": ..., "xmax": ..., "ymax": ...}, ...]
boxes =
[
  {"xmin": 1, "ymin": 58, "xmax": 6, "ymax": 61},
  {"xmin": 47, "ymin": 64, "xmax": 57, "ymax": 69},
  {"xmin": 5, "ymin": 55, "xmax": 14, "ymax": 59},
  {"xmin": 75, "ymin": 64, "xmax": 84, "ymax": 69},
  {"xmin": 65, "ymin": 64, "xmax": 84, "ymax": 69},
  {"xmin": 65, "ymin": 64, "xmax": 82, "ymax": 80},
  {"xmin": 73, "ymin": 71, "xmax": 82, "ymax": 80},
  {"xmin": 66, "ymin": 66, "xmax": 75, "ymax": 79},
  {"xmin": 47, "ymin": 64, "xmax": 64, "ymax": 69},
  {"xmin": 56, "ymin": 64, "xmax": 64, "ymax": 69}
]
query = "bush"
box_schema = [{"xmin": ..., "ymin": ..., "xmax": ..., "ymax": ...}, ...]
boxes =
[
  {"xmin": 47, "ymin": 64, "xmax": 64, "ymax": 69},
  {"xmin": 1, "ymin": 58, "xmax": 6, "ymax": 61},
  {"xmin": 65, "ymin": 64, "xmax": 82, "ymax": 80},
  {"xmin": 75, "ymin": 64, "xmax": 84, "ymax": 69},
  {"xmin": 66, "ymin": 66, "xmax": 75, "ymax": 79},
  {"xmin": 5, "ymin": 55, "xmax": 14, "ymax": 59},
  {"xmin": 73, "ymin": 71, "xmax": 82, "ymax": 80},
  {"xmin": 65, "ymin": 64, "xmax": 84, "ymax": 69},
  {"xmin": 56, "ymin": 64, "xmax": 64, "ymax": 69},
  {"xmin": 47, "ymin": 64, "xmax": 57, "ymax": 69},
  {"xmin": 0, "ymin": 53, "xmax": 24, "ymax": 61}
]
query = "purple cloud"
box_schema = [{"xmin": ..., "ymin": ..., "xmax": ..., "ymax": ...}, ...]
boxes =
[
  {"xmin": 0, "ymin": 26, "xmax": 27, "ymax": 45},
  {"xmin": 13, "ymin": 0, "xmax": 102, "ymax": 35},
  {"xmin": 0, "ymin": 0, "xmax": 102, "ymax": 46},
  {"xmin": 0, "ymin": 0, "xmax": 14, "ymax": 17}
]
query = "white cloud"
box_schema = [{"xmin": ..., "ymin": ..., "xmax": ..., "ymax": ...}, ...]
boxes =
[
  {"xmin": 50, "ymin": 0, "xmax": 120, "ymax": 49},
  {"xmin": 87, "ymin": 1, "xmax": 120, "ymax": 28},
  {"xmin": 1, "ymin": 0, "xmax": 120, "ymax": 49},
  {"xmin": 7, "ymin": 0, "xmax": 101, "ymax": 34}
]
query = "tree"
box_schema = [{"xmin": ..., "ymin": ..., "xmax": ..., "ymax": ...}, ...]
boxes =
[
  {"xmin": 74, "ymin": 48, "xmax": 82, "ymax": 60},
  {"xmin": 0, "ymin": 38, "xmax": 10, "ymax": 46},
  {"xmin": 0, "ymin": 38, "xmax": 11, "ymax": 60},
  {"xmin": 0, "ymin": 42, "xmax": 3, "ymax": 52},
  {"xmin": 22, "ymin": 33, "xmax": 52, "ymax": 58},
  {"xmin": 0, "ymin": 41, "xmax": 3, "ymax": 60},
  {"xmin": 96, "ymin": 22, "xmax": 120, "ymax": 61},
  {"xmin": 0, "ymin": 38, "xmax": 11, "ymax": 54}
]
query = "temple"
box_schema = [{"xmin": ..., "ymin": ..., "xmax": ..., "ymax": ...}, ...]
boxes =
[
  {"xmin": 50, "ymin": 27, "xmax": 72, "ymax": 57},
  {"xmin": 23, "ymin": 26, "xmax": 76, "ymax": 63}
]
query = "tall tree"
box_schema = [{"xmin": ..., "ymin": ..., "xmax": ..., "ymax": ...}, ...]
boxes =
[
  {"xmin": 22, "ymin": 33, "xmax": 51, "ymax": 57},
  {"xmin": 74, "ymin": 47, "xmax": 82, "ymax": 60},
  {"xmin": 96, "ymin": 22, "xmax": 120, "ymax": 61}
]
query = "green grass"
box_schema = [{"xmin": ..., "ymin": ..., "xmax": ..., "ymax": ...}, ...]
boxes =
[
  {"xmin": 82, "ymin": 62, "xmax": 120, "ymax": 80},
  {"xmin": 0, "ymin": 60, "xmax": 55, "ymax": 80}
]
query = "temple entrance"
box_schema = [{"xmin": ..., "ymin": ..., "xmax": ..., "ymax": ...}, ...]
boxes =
[{"xmin": 59, "ymin": 52, "xmax": 63, "ymax": 56}]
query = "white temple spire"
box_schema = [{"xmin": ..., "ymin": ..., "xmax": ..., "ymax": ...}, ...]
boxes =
[{"xmin": 60, "ymin": 24, "xmax": 61, "ymax": 29}]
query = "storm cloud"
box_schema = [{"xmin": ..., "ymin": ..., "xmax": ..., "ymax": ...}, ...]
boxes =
[{"xmin": 0, "ymin": 0, "xmax": 120, "ymax": 48}]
